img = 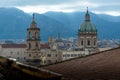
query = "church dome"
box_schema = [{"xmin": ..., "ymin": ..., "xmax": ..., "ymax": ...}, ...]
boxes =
[
  {"xmin": 79, "ymin": 8, "xmax": 97, "ymax": 32},
  {"xmin": 79, "ymin": 21, "xmax": 97, "ymax": 32}
]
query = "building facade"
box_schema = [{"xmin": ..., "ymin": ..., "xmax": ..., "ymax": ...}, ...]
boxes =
[
  {"xmin": 78, "ymin": 8, "xmax": 98, "ymax": 51},
  {"xmin": 0, "ymin": 44, "xmax": 26, "ymax": 63},
  {"xmin": 62, "ymin": 50, "xmax": 89, "ymax": 61},
  {"xmin": 0, "ymin": 14, "xmax": 63, "ymax": 66},
  {"xmin": 0, "ymin": 9, "xmax": 100, "ymax": 66},
  {"xmin": 25, "ymin": 14, "xmax": 41, "ymax": 66},
  {"xmin": 40, "ymin": 49, "xmax": 62, "ymax": 65}
]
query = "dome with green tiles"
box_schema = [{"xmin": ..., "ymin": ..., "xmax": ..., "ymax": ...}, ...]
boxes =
[
  {"xmin": 79, "ymin": 9, "xmax": 97, "ymax": 32},
  {"xmin": 79, "ymin": 21, "xmax": 97, "ymax": 32}
]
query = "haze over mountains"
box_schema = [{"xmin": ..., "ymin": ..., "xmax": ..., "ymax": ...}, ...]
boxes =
[{"xmin": 0, "ymin": 7, "xmax": 120, "ymax": 41}]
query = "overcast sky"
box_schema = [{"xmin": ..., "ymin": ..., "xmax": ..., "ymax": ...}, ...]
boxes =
[{"xmin": 0, "ymin": 0, "xmax": 120, "ymax": 16}]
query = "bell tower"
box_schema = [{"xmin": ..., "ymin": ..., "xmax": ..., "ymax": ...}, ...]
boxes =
[{"xmin": 26, "ymin": 13, "xmax": 41, "ymax": 66}]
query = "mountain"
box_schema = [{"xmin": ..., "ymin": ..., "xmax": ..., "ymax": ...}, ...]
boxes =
[
  {"xmin": 0, "ymin": 8, "xmax": 30, "ymax": 39},
  {"xmin": 44, "ymin": 11, "xmax": 120, "ymax": 40},
  {"xmin": 35, "ymin": 13, "xmax": 73, "ymax": 41},
  {"xmin": 98, "ymin": 14, "xmax": 120, "ymax": 22},
  {"xmin": 0, "ymin": 7, "xmax": 120, "ymax": 41},
  {"xmin": 0, "ymin": 8, "xmax": 73, "ymax": 41}
]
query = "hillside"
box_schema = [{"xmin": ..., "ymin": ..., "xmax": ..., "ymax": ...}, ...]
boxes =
[
  {"xmin": 0, "ymin": 8, "xmax": 73, "ymax": 41},
  {"xmin": 0, "ymin": 8, "xmax": 119, "ymax": 41}
]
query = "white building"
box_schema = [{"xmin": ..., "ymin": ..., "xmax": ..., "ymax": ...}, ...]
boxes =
[
  {"xmin": 40, "ymin": 49, "xmax": 62, "ymax": 65},
  {"xmin": 62, "ymin": 49, "xmax": 89, "ymax": 61},
  {"xmin": 0, "ymin": 43, "xmax": 63, "ymax": 65},
  {"xmin": 0, "ymin": 44, "xmax": 26, "ymax": 63}
]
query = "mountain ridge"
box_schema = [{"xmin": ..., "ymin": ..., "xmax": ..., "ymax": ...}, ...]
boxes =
[{"xmin": 0, "ymin": 7, "xmax": 119, "ymax": 41}]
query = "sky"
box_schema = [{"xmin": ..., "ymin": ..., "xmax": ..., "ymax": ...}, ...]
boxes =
[{"xmin": 0, "ymin": 0, "xmax": 120, "ymax": 16}]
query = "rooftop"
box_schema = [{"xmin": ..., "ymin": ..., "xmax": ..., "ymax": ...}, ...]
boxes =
[
  {"xmin": 0, "ymin": 56, "xmax": 62, "ymax": 80},
  {"xmin": 1, "ymin": 43, "xmax": 50, "ymax": 49},
  {"xmin": 2, "ymin": 44, "xmax": 26, "ymax": 48},
  {"xmin": 42, "ymin": 47, "xmax": 120, "ymax": 80}
]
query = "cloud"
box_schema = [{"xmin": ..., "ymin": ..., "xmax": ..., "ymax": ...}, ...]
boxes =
[
  {"xmin": 0, "ymin": 0, "xmax": 119, "ymax": 7},
  {"xmin": 89, "ymin": 0, "xmax": 120, "ymax": 4},
  {"xmin": 0, "ymin": 0, "xmax": 79, "ymax": 6},
  {"xmin": 0, "ymin": 0, "xmax": 120, "ymax": 16},
  {"xmin": 17, "ymin": 1, "xmax": 99, "ymax": 13}
]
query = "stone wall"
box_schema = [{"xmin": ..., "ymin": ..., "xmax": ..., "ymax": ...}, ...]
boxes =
[{"xmin": 0, "ymin": 56, "xmax": 62, "ymax": 80}]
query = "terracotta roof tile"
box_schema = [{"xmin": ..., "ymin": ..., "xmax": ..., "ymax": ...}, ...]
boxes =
[
  {"xmin": 42, "ymin": 47, "xmax": 120, "ymax": 80},
  {"xmin": 1, "ymin": 43, "xmax": 50, "ymax": 49},
  {"xmin": 41, "ymin": 43, "xmax": 50, "ymax": 49},
  {"xmin": 2, "ymin": 44, "xmax": 26, "ymax": 48}
]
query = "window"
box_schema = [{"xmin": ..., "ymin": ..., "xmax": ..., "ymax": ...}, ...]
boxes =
[
  {"xmin": 35, "ymin": 32, "xmax": 39, "ymax": 39},
  {"xmin": 29, "ymin": 31, "xmax": 32, "ymax": 39},
  {"xmin": 29, "ymin": 54, "xmax": 31, "ymax": 57},
  {"xmin": 63, "ymin": 55, "xmax": 66, "ymax": 57},
  {"xmin": 87, "ymin": 40, "xmax": 90, "ymax": 46},
  {"xmin": 81, "ymin": 40, "xmax": 83, "ymax": 45},
  {"xmin": 67, "ymin": 44, "xmax": 70, "ymax": 47},
  {"xmin": 78, "ymin": 54, "xmax": 81, "ymax": 56},
  {"xmin": 10, "ymin": 51, "xmax": 13, "ymax": 55},
  {"xmin": 56, "ymin": 60, "xmax": 57, "ymax": 63},
  {"xmin": 29, "ymin": 43, "xmax": 31, "ymax": 49},
  {"xmin": 71, "ymin": 54, "xmax": 73, "ymax": 57},
  {"xmin": 36, "ymin": 53, "xmax": 39, "ymax": 56},
  {"xmin": 24, "ymin": 57, "xmax": 26, "ymax": 60},
  {"xmin": 36, "ymin": 42, "xmax": 39, "ymax": 49},
  {"xmin": 56, "ymin": 54, "xmax": 57, "ymax": 57},
  {"xmin": 74, "ymin": 54, "xmax": 77, "ymax": 56},
  {"xmin": 63, "ymin": 54, "xmax": 66, "ymax": 57},
  {"xmin": 94, "ymin": 40, "xmax": 96, "ymax": 46},
  {"xmin": 17, "ymin": 57, "xmax": 19, "ymax": 60},
  {"xmin": 67, "ymin": 54, "xmax": 70, "ymax": 57},
  {"xmin": 47, "ymin": 54, "xmax": 51, "ymax": 57},
  {"xmin": 17, "ymin": 52, "xmax": 19, "ymax": 55},
  {"xmin": 44, "ymin": 60, "xmax": 46, "ymax": 63},
  {"xmin": 57, "ymin": 44, "xmax": 59, "ymax": 46}
]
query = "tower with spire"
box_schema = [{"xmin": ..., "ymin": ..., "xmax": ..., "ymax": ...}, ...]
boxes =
[
  {"xmin": 78, "ymin": 7, "xmax": 98, "ymax": 51},
  {"xmin": 85, "ymin": 7, "xmax": 90, "ymax": 21},
  {"xmin": 26, "ymin": 13, "xmax": 41, "ymax": 66}
]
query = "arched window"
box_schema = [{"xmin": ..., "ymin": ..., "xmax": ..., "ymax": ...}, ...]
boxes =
[
  {"xmin": 35, "ymin": 32, "xmax": 39, "ymax": 39},
  {"xmin": 29, "ymin": 43, "xmax": 31, "ymax": 49},
  {"xmin": 29, "ymin": 54, "xmax": 31, "ymax": 57},
  {"xmin": 29, "ymin": 31, "xmax": 32, "ymax": 39},
  {"xmin": 87, "ymin": 40, "xmax": 90, "ymax": 46},
  {"xmin": 36, "ymin": 42, "xmax": 39, "ymax": 49}
]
